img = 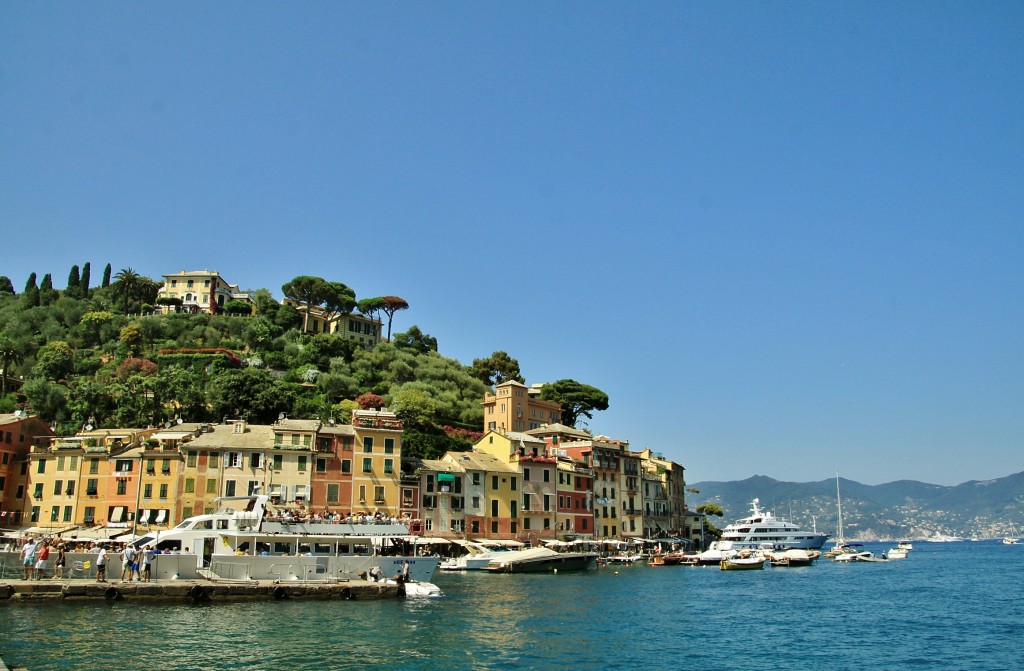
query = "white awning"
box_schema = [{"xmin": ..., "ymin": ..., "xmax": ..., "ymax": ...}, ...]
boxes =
[{"xmin": 150, "ymin": 431, "xmax": 193, "ymax": 440}]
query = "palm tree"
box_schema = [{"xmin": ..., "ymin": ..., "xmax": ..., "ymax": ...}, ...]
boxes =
[
  {"xmin": 113, "ymin": 267, "xmax": 141, "ymax": 314},
  {"xmin": 0, "ymin": 335, "xmax": 21, "ymax": 397}
]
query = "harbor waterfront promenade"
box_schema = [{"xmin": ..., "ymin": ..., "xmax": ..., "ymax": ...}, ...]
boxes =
[{"xmin": 1, "ymin": 541, "xmax": 1021, "ymax": 671}]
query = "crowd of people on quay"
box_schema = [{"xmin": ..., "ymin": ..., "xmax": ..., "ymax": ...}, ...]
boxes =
[{"xmin": 2, "ymin": 535, "xmax": 181, "ymax": 582}]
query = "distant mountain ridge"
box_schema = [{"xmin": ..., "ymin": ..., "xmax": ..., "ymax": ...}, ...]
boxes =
[{"xmin": 689, "ymin": 471, "xmax": 1024, "ymax": 540}]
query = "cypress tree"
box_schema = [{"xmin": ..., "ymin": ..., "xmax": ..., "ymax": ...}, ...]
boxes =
[
  {"xmin": 81, "ymin": 262, "xmax": 91, "ymax": 296},
  {"xmin": 67, "ymin": 265, "xmax": 81, "ymax": 297},
  {"xmin": 0, "ymin": 276, "xmax": 14, "ymax": 295},
  {"xmin": 22, "ymin": 272, "xmax": 40, "ymax": 307},
  {"xmin": 102, "ymin": 263, "xmax": 112, "ymax": 288},
  {"xmin": 40, "ymin": 273, "xmax": 57, "ymax": 305}
]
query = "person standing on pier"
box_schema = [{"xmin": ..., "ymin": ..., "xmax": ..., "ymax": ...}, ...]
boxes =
[
  {"xmin": 35, "ymin": 541, "xmax": 51, "ymax": 579},
  {"xmin": 141, "ymin": 546, "xmax": 154, "ymax": 582},
  {"xmin": 21, "ymin": 538, "xmax": 38, "ymax": 580},
  {"xmin": 95, "ymin": 544, "xmax": 108, "ymax": 582}
]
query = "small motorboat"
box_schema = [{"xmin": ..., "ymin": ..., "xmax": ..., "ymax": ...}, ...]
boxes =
[{"xmin": 720, "ymin": 556, "xmax": 766, "ymax": 571}]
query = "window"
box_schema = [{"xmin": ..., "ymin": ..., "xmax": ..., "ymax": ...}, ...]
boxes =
[
  {"xmin": 247, "ymin": 480, "xmax": 259, "ymax": 496},
  {"xmin": 491, "ymin": 500, "xmax": 498, "ymax": 517},
  {"xmin": 341, "ymin": 437, "xmax": 353, "ymax": 451},
  {"xmin": 374, "ymin": 486, "xmax": 385, "ymax": 504},
  {"xmin": 184, "ymin": 478, "xmax": 195, "ymax": 493},
  {"xmin": 146, "ymin": 458, "xmax": 156, "ymax": 474},
  {"xmin": 51, "ymin": 506, "xmax": 60, "ymax": 522},
  {"xmin": 206, "ymin": 479, "xmax": 216, "ymax": 494},
  {"xmin": 362, "ymin": 437, "xmax": 373, "ymax": 453},
  {"xmin": 187, "ymin": 451, "xmax": 197, "ymax": 468},
  {"xmin": 33, "ymin": 483, "xmax": 43, "ymax": 499},
  {"xmin": 70, "ymin": 456, "xmax": 77, "ymax": 470},
  {"xmin": 522, "ymin": 494, "xmax": 531, "ymax": 511},
  {"xmin": 384, "ymin": 438, "xmax": 394, "ymax": 454},
  {"xmin": 57, "ymin": 455, "xmax": 65, "ymax": 470},
  {"xmin": 63, "ymin": 506, "xmax": 72, "ymax": 522},
  {"xmin": 54, "ymin": 480, "xmax": 63, "ymax": 496},
  {"xmin": 544, "ymin": 494, "xmax": 551, "ymax": 512},
  {"xmin": 358, "ymin": 485, "xmax": 366, "ymax": 503},
  {"xmin": 159, "ymin": 484, "xmax": 168, "ymax": 499},
  {"xmin": 383, "ymin": 459, "xmax": 393, "ymax": 475},
  {"xmin": 511, "ymin": 501, "xmax": 518, "ymax": 518},
  {"xmin": 316, "ymin": 458, "xmax": 327, "ymax": 473},
  {"xmin": 291, "ymin": 434, "xmax": 299, "ymax": 446},
  {"xmin": 472, "ymin": 496, "xmax": 480, "ymax": 510},
  {"xmin": 86, "ymin": 479, "xmax": 98, "ymax": 496},
  {"xmin": 116, "ymin": 479, "xmax": 127, "ymax": 495},
  {"xmin": 297, "ymin": 456, "xmax": 307, "ymax": 472},
  {"xmin": 523, "ymin": 468, "xmax": 530, "ymax": 481},
  {"xmin": 510, "ymin": 477, "xmax": 517, "ymax": 491},
  {"xmin": 362, "ymin": 458, "xmax": 372, "ymax": 474},
  {"xmin": 250, "ymin": 453, "xmax": 263, "ymax": 469},
  {"xmin": 472, "ymin": 521, "xmax": 480, "ymax": 534},
  {"xmin": 327, "ymin": 484, "xmax": 340, "ymax": 504},
  {"xmin": 472, "ymin": 472, "xmax": 481, "ymax": 486},
  {"xmin": 341, "ymin": 459, "xmax": 351, "ymax": 474},
  {"xmin": 227, "ymin": 452, "xmax": 242, "ymax": 468},
  {"xmin": 37, "ymin": 459, "xmax": 46, "ymax": 474},
  {"xmin": 491, "ymin": 521, "xmax": 498, "ymax": 534},
  {"xmin": 543, "ymin": 469, "xmax": 550, "ymax": 482},
  {"xmin": 303, "ymin": 435, "xmax": 311, "ymax": 447},
  {"xmin": 511, "ymin": 521, "xmax": 518, "ymax": 534},
  {"xmin": 426, "ymin": 475, "xmax": 434, "ymax": 493},
  {"xmin": 144, "ymin": 484, "xmax": 153, "ymax": 498},
  {"xmin": 83, "ymin": 506, "xmax": 95, "ymax": 524},
  {"xmin": 225, "ymin": 481, "xmax": 236, "ymax": 496},
  {"xmin": 162, "ymin": 458, "xmax": 171, "ymax": 474},
  {"xmin": 424, "ymin": 518, "xmax": 433, "ymax": 532},
  {"xmin": 208, "ymin": 452, "xmax": 219, "ymax": 468},
  {"xmin": 491, "ymin": 475, "xmax": 498, "ymax": 490},
  {"xmin": 273, "ymin": 454, "xmax": 283, "ymax": 470},
  {"xmin": 452, "ymin": 496, "xmax": 464, "ymax": 510},
  {"xmin": 524, "ymin": 517, "xmax": 531, "ymax": 530},
  {"xmin": 115, "ymin": 459, "xmax": 132, "ymax": 472}
]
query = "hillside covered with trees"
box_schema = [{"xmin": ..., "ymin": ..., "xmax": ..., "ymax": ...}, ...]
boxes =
[{"xmin": 0, "ymin": 265, "xmax": 610, "ymax": 460}]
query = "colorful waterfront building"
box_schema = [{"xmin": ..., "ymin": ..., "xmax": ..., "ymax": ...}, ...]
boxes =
[
  {"xmin": 474, "ymin": 431, "xmax": 557, "ymax": 543},
  {"xmin": 268, "ymin": 418, "xmax": 321, "ymax": 508},
  {"xmin": 311, "ymin": 423, "xmax": 356, "ymax": 514},
  {"xmin": 0, "ymin": 412, "xmax": 54, "ymax": 527},
  {"xmin": 415, "ymin": 458, "xmax": 466, "ymax": 538},
  {"xmin": 350, "ymin": 409, "xmax": 403, "ymax": 515},
  {"xmin": 178, "ymin": 420, "xmax": 278, "ymax": 515},
  {"xmin": 554, "ymin": 455, "xmax": 595, "ymax": 540},
  {"xmin": 443, "ymin": 451, "xmax": 519, "ymax": 540},
  {"xmin": 137, "ymin": 424, "xmax": 202, "ymax": 530}
]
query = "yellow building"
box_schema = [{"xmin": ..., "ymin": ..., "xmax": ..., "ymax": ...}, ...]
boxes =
[
  {"xmin": 442, "ymin": 451, "xmax": 520, "ymax": 540},
  {"xmin": 280, "ymin": 301, "xmax": 383, "ymax": 349},
  {"xmin": 135, "ymin": 424, "xmax": 202, "ymax": 530},
  {"xmin": 268, "ymin": 418, "xmax": 321, "ymax": 506},
  {"xmin": 157, "ymin": 270, "xmax": 253, "ymax": 314},
  {"xmin": 482, "ymin": 381, "xmax": 562, "ymax": 433},
  {"xmin": 350, "ymin": 409, "xmax": 402, "ymax": 515},
  {"xmin": 473, "ymin": 431, "xmax": 557, "ymax": 542},
  {"xmin": 24, "ymin": 427, "xmax": 156, "ymax": 532}
]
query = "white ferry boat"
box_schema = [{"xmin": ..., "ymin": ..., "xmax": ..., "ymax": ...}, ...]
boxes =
[
  {"xmin": 131, "ymin": 495, "xmax": 439, "ymax": 583},
  {"xmin": 717, "ymin": 499, "xmax": 828, "ymax": 551}
]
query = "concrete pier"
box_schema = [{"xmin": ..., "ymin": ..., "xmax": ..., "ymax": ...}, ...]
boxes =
[{"xmin": 0, "ymin": 578, "xmax": 402, "ymax": 602}]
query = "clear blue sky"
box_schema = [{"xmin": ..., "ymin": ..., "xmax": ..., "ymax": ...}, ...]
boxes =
[{"xmin": 3, "ymin": 3, "xmax": 1022, "ymax": 486}]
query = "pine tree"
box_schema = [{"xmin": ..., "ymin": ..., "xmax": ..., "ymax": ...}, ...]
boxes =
[
  {"xmin": 81, "ymin": 262, "xmax": 91, "ymax": 296},
  {"xmin": 67, "ymin": 265, "xmax": 81, "ymax": 298},
  {"xmin": 102, "ymin": 263, "xmax": 112, "ymax": 288}
]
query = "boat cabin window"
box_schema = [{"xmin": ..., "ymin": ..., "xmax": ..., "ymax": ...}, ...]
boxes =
[
  {"xmin": 197, "ymin": 520, "xmax": 213, "ymax": 529},
  {"xmin": 273, "ymin": 542, "xmax": 292, "ymax": 555},
  {"xmin": 156, "ymin": 540, "xmax": 181, "ymax": 552},
  {"xmin": 235, "ymin": 542, "xmax": 251, "ymax": 554},
  {"xmin": 353, "ymin": 544, "xmax": 369, "ymax": 555},
  {"xmin": 217, "ymin": 520, "xmax": 230, "ymax": 530},
  {"xmin": 298, "ymin": 544, "xmax": 312, "ymax": 554},
  {"xmin": 314, "ymin": 543, "xmax": 333, "ymax": 555},
  {"xmin": 338, "ymin": 544, "xmax": 351, "ymax": 554},
  {"xmin": 175, "ymin": 520, "xmax": 192, "ymax": 529},
  {"xmin": 255, "ymin": 543, "xmax": 271, "ymax": 555}
]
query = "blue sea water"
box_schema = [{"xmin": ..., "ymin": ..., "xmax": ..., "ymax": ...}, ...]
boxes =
[{"xmin": 1, "ymin": 541, "xmax": 1020, "ymax": 671}]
